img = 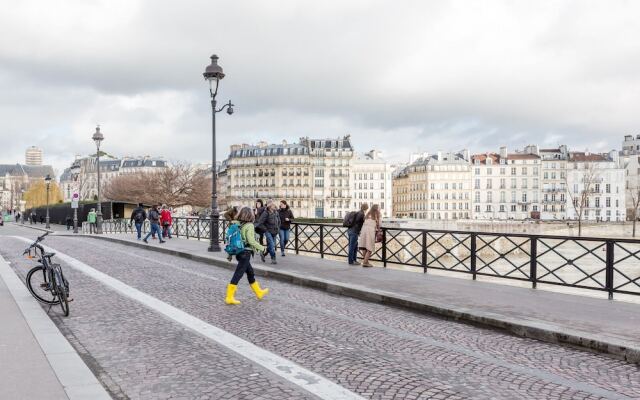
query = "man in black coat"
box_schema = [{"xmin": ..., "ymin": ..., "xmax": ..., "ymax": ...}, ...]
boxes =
[{"xmin": 347, "ymin": 203, "xmax": 369, "ymax": 265}]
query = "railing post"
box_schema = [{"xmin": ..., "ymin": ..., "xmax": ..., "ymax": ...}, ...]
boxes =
[
  {"xmin": 470, "ymin": 233, "xmax": 477, "ymax": 280},
  {"xmin": 186, "ymin": 219, "xmax": 190, "ymax": 239},
  {"xmin": 421, "ymin": 231, "xmax": 427, "ymax": 274},
  {"xmin": 197, "ymin": 219, "xmax": 201, "ymax": 241},
  {"xmin": 382, "ymin": 228, "xmax": 387, "ymax": 267},
  {"xmin": 530, "ymin": 236, "xmax": 537, "ymax": 289},
  {"xmin": 319, "ymin": 225, "xmax": 324, "ymax": 258},
  {"xmin": 605, "ymin": 240, "xmax": 614, "ymax": 300},
  {"xmin": 294, "ymin": 224, "xmax": 299, "ymax": 254}
]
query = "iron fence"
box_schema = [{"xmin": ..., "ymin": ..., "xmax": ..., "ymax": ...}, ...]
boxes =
[{"xmin": 86, "ymin": 217, "xmax": 640, "ymax": 299}]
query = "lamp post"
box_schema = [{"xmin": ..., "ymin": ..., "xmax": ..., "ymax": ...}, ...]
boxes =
[
  {"xmin": 44, "ymin": 174, "xmax": 51, "ymax": 229},
  {"xmin": 92, "ymin": 125, "xmax": 104, "ymax": 234},
  {"xmin": 203, "ymin": 54, "xmax": 234, "ymax": 252},
  {"xmin": 70, "ymin": 161, "xmax": 81, "ymax": 234}
]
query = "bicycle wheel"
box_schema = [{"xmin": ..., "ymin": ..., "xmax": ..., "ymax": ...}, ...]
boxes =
[
  {"xmin": 26, "ymin": 266, "xmax": 57, "ymax": 305},
  {"xmin": 53, "ymin": 268, "xmax": 69, "ymax": 317}
]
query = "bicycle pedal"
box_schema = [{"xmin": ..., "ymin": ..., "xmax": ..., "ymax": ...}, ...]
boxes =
[{"xmin": 67, "ymin": 298, "xmax": 74, "ymax": 302}]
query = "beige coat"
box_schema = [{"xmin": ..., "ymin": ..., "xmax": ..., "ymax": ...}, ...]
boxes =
[{"xmin": 358, "ymin": 219, "xmax": 378, "ymax": 252}]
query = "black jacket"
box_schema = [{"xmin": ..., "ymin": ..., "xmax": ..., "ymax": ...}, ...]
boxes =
[
  {"xmin": 278, "ymin": 207, "xmax": 294, "ymax": 230},
  {"xmin": 256, "ymin": 210, "xmax": 280, "ymax": 235},
  {"xmin": 130, "ymin": 207, "xmax": 147, "ymax": 223},
  {"xmin": 349, "ymin": 210, "xmax": 366, "ymax": 235},
  {"xmin": 148, "ymin": 209, "xmax": 160, "ymax": 223}
]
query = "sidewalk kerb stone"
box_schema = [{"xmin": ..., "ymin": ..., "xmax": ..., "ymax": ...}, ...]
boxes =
[{"xmin": 0, "ymin": 253, "xmax": 111, "ymax": 400}]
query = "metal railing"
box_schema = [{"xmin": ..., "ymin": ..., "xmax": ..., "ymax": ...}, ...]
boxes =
[{"xmin": 87, "ymin": 217, "xmax": 640, "ymax": 299}]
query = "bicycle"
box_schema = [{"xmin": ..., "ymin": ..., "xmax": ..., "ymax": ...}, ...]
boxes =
[{"xmin": 22, "ymin": 232, "xmax": 71, "ymax": 316}]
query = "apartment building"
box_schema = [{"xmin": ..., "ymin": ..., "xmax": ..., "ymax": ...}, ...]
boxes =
[
  {"xmin": 225, "ymin": 136, "xmax": 353, "ymax": 218},
  {"xmin": 0, "ymin": 164, "xmax": 54, "ymax": 211},
  {"xmin": 539, "ymin": 146, "xmax": 568, "ymax": 220},
  {"xmin": 472, "ymin": 146, "xmax": 542, "ymax": 220},
  {"xmin": 566, "ymin": 151, "xmax": 626, "ymax": 222},
  {"xmin": 59, "ymin": 156, "xmax": 167, "ymax": 202},
  {"xmin": 619, "ymin": 135, "xmax": 640, "ymax": 219},
  {"xmin": 392, "ymin": 151, "xmax": 471, "ymax": 220},
  {"xmin": 351, "ymin": 150, "xmax": 393, "ymax": 217}
]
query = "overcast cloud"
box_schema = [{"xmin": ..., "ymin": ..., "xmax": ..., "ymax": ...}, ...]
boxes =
[{"xmin": 1, "ymin": 0, "xmax": 639, "ymax": 175}]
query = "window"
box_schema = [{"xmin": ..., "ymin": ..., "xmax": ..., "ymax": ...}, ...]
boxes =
[
  {"xmin": 595, "ymin": 184, "xmax": 600, "ymax": 193},
  {"xmin": 606, "ymin": 184, "xmax": 611, "ymax": 193},
  {"xmin": 595, "ymin": 197, "xmax": 600, "ymax": 208},
  {"xmin": 606, "ymin": 197, "xmax": 611, "ymax": 207},
  {"xmin": 511, "ymin": 167, "xmax": 517, "ymax": 175}
]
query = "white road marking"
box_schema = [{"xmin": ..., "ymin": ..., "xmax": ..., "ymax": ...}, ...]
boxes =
[{"xmin": 13, "ymin": 236, "xmax": 364, "ymax": 400}]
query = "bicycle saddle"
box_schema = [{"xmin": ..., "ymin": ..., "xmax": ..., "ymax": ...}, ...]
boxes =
[{"xmin": 43, "ymin": 252, "xmax": 56, "ymax": 258}]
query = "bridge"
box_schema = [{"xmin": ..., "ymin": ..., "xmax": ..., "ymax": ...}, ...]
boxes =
[{"xmin": 0, "ymin": 221, "xmax": 639, "ymax": 400}]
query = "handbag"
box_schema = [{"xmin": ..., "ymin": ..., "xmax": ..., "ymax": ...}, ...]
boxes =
[{"xmin": 375, "ymin": 229, "xmax": 383, "ymax": 243}]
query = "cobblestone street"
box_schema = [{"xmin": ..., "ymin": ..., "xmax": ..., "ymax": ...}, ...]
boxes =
[{"xmin": 1, "ymin": 228, "xmax": 639, "ymax": 400}]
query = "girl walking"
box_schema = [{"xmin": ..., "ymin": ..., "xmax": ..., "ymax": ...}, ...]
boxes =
[
  {"xmin": 358, "ymin": 204, "xmax": 381, "ymax": 267},
  {"xmin": 277, "ymin": 200, "xmax": 294, "ymax": 257},
  {"xmin": 225, "ymin": 207, "xmax": 270, "ymax": 305}
]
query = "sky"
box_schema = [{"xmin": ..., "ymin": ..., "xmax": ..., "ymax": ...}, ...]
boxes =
[{"xmin": 1, "ymin": 0, "xmax": 639, "ymax": 177}]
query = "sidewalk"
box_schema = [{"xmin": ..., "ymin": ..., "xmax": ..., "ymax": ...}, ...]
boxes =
[
  {"xmin": 0, "ymin": 254, "xmax": 111, "ymax": 400},
  {"xmin": 71, "ymin": 232, "xmax": 640, "ymax": 363}
]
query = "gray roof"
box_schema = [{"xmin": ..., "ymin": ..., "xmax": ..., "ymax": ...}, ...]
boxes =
[
  {"xmin": 229, "ymin": 143, "xmax": 309, "ymax": 158},
  {"xmin": 0, "ymin": 164, "xmax": 54, "ymax": 178}
]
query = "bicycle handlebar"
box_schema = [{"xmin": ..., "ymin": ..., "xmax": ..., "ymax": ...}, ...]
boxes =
[{"xmin": 23, "ymin": 232, "xmax": 49, "ymax": 255}]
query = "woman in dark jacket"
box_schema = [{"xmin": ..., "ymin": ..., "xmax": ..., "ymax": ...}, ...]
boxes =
[
  {"xmin": 254, "ymin": 199, "xmax": 265, "ymax": 245},
  {"xmin": 277, "ymin": 200, "xmax": 294, "ymax": 257},
  {"xmin": 255, "ymin": 201, "xmax": 280, "ymax": 264}
]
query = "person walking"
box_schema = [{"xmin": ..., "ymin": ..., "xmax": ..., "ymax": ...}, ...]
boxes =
[
  {"xmin": 65, "ymin": 215, "xmax": 73, "ymax": 230},
  {"xmin": 347, "ymin": 203, "xmax": 369, "ymax": 265},
  {"xmin": 30, "ymin": 211, "xmax": 36, "ymax": 225},
  {"xmin": 254, "ymin": 199, "xmax": 266, "ymax": 245},
  {"xmin": 358, "ymin": 204, "xmax": 381, "ymax": 268},
  {"xmin": 255, "ymin": 201, "xmax": 280, "ymax": 264},
  {"xmin": 87, "ymin": 208, "xmax": 97, "ymax": 233},
  {"xmin": 143, "ymin": 204, "xmax": 165, "ymax": 244},
  {"xmin": 160, "ymin": 204, "xmax": 173, "ymax": 239},
  {"xmin": 224, "ymin": 207, "xmax": 269, "ymax": 305},
  {"xmin": 224, "ymin": 206, "xmax": 239, "ymax": 262},
  {"xmin": 277, "ymin": 200, "xmax": 294, "ymax": 257},
  {"xmin": 129, "ymin": 203, "xmax": 147, "ymax": 240}
]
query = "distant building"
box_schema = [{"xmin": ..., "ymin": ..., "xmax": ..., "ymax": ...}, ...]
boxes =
[
  {"xmin": 539, "ymin": 146, "xmax": 569, "ymax": 220},
  {"xmin": 59, "ymin": 156, "xmax": 167, "ymax": 202},
  {"xmin": 224, "ymin": 136, "xmax": 354, "ymax": 218},
  {"xmin": 0, "ymin": 164, "xmax": 54, "ymax": 211},
  {"xmin": 471, "ymin": 145, "xmax": 542, "ymax": 220},
  {"xmin": 566, "ymin": 151, "xmax": 626, "ymax": 222},
  {"xmin": 25, "ymin": 146, "xmax": 43, "ymax": 166},
  {"xmin": 393, "ymin": 150, "xmax": 471, "ymax": 220},
  {"xmin": 351, "ymin": 150, "xmax": 393, "ymax": 217},
  {"xmin": 619, "ymin": 135, "xmax": 640, "ymax": 219}
]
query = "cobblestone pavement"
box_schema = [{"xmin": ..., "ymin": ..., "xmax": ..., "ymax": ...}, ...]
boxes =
[{"xmin": 1, "ymin": 230, "xmax": 639, "ymax": 400}]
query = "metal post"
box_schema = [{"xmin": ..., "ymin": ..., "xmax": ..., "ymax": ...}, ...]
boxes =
[
  {"xmin": 422, "ymin": 231, "xmax": 428, "ymax": 274},
  {"xmin": 96, "ymin": 148, "xmax": 103, "ymax": 234},
  {"xmin": 470, "ymin": 233, "xmax": 477, "ymax": 280},
  {"xmin": 605, "ymin": 240, "xmax": 614, "ymax": 300},
  {"xmin": 294, "ymin": 224, "xmax": 299, "ymax": 254},
  {"xmin": 45, "ymin": 184, "xmax": 50, "ymax": 229},
  {"xmin": 186, "ymin": 218, "xmax": 190, "ymax": 239},
  {"xmin": 197, "ymin": 218, "xmax": 201, "ymax": 241},
  {"xmin": 208, "ymin": 97, "xmax": 221, "ymax": 251},
  {"xmin": 73, "ymin": 208, "xmax": 78, "ymax": 234},
  {"xmin": 319, "ymin": 225, "xmax": 324, "ymax": 258},
  {"xmin": 530, "ymin": 236, "xmax": 537, "ymax": 289},
  {"xmin": 382, "ymin": 228, "xmax": 387, "ymax": 267}
]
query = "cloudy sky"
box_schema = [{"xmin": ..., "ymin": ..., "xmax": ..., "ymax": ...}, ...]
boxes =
[{"xmin": 1, "ymin": 0, "xmax": 638, "ymax": 176}]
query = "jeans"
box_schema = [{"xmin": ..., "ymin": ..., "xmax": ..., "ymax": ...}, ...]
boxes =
[
  {"xmin": 144, "ymin": 223, "xmax": 163, "ymax": 242},
  {"xmin": 278, "ymin": 228, "xmax": 290, "ymax": 255},
  {"xmin": 265, "ymin": 231, "xmax": 276, "ymax": 258},
  {"xmin": 230, "ymin": 251, "xmax": 256, "ymax": 285},
  {"xmin": 162, "ymin": 224, "xmax": 172, "ymax": 238},
  {"xmin": 348, "ymin": 231, "xmax": 359, "ymax": 263},
  {"xmin": 89, "ymin": 223, "xmax": 97, "ymax": 234},
  {"xmin": 134, "ymin": 222, "xmax": 143, "ymax": 239}
]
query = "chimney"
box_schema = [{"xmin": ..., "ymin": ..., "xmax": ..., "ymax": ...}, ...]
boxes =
[
  {"xmin": 499, "ymin": 146, "xmax": 508, "ymax": 159},
  {"xmin": 462, "ymin": 149, "xmax": 470, "ymax": 161},
  {"xmin": 437, "ymin": 151, "xmax": 442, "ymax": 161},
  {"xmin": 282, "ymin": 139, "xmax": 288, "ymax": 146}
]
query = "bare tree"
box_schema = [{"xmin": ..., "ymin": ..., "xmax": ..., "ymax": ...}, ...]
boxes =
[
  {"xmin": 566, "ymin": 160, "xmax": 599, "ymax": 237},
  {"xmin": 104, "ymin": 163, "xmax": 210, "ymax": 208},
  {"xmin": 627, "ymin": 173, "xmax": 640, "ymax": 237}
]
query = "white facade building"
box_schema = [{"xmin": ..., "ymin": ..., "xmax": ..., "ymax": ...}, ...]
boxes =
[
  {"xmin": 539, "ymin": 146, "xmax": 568, "ymax": 220},
  {"xmin": 25, "ymin": 146, "xmax": 43, "ymax": 166},
  {"xmin": 565, "ymin": 152, "xmax": 626, "ymax": 222},
  {"xmin": 351, "ymin": 150, "xmax": 393, "ymax": 217}
]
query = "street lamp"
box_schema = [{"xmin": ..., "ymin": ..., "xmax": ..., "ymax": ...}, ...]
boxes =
[
  {"xmin": 70, "ymin": 161, "xmax": 81, "ymax": 234},
  {"xmin": 203, "ymin": 54, "xmax": 234, "ymax": 252},
  {"xmin": 92, "ymin": 125, "xmax": 104, "ymax": 234},
  {"xmin": 44, "ymin": 174, "xmax": 51, "ymax": 229}
]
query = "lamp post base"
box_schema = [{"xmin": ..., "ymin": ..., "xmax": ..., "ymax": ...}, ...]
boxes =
[
  {"xmin": 45, "ymin": 217, "xmax": 50, "ymax": 229},
  {"xmin": 207, "ymin": 244, "xmax": 222, "ymax": 252}
]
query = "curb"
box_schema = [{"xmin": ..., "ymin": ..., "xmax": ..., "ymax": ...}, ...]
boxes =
[
  {"xmin": 0, "ymin": 254, "xmax": 111, "ymax": 399},
  {"xmin": 67, "ymin": 234, "xmax": 640, "ymax": 364}
]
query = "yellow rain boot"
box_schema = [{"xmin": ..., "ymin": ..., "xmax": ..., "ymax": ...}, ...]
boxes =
[
  {"xmin": 250, "ymin": 281, "xmax": 269, "ymax": 300},
  {"xmin": 225, "ymin": 284, "xmax": 241, "ymax": 305}
]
